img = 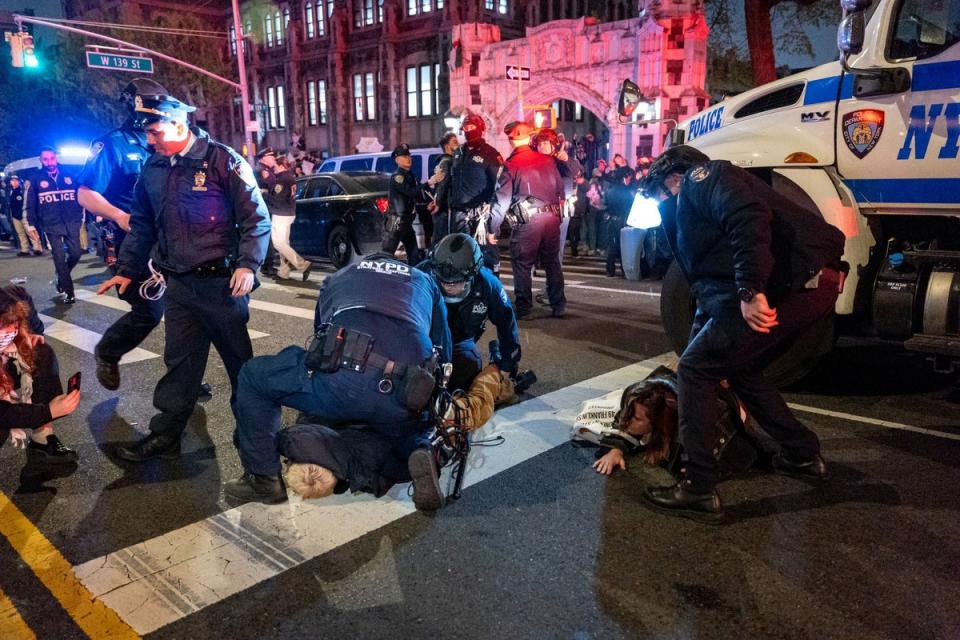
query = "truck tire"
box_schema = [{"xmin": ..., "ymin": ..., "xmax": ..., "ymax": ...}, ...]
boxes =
[
  {"xmin": 659, "ymin": 259, "xmax": 834, "ymax": 387},
  {"xmin": 327, "ymin": 225, "xmax": 353, "ymax": 270}
]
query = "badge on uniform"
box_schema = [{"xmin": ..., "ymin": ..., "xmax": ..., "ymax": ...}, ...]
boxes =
[
  {"xmin": 40, "ymin": 180, "xmax": 49, "ymax": 188},
  {"xmin": 394, "ymin": 175, "xmax": 404, "ymax": 183},
  {"xmin": 193, "ymin": 171, "xmax": 208, "ymax": 191},
  {"xmin": 842, "ymin": 109, "xmax": 885, "ymax": 159},
  {"xmin": 91, "ymin": 141, "xmax": 105, "ymax": 156},
  {"xmin": 126, "ymin": 153, "xmax": 142, "ymax": 161},
  {"xmin": 64, "ymin": 176, "xmax": 72, "ymax": 185},
  {"xmin": 472, "ymin": 155, "xmax": 484, "ymax": 164},
  {"xmin": 689, "ymin": 166, "xmax": 710, "ymax": 182}
]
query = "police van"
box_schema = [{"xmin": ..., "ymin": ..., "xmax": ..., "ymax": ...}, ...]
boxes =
[
  {"xmin": 650, "ymin": 0, "xmax": 960, "ymax": 383},
  {"xmin": 316, "ymin": 147, "xmax": 444, "ymax": 184}
]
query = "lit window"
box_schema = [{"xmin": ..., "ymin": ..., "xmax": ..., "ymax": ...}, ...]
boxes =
[
  {"xmin": 318, "ymin": 1, "xmax": 326, "ymax": 36},
  {"xmin": 307, "ymin": 80, "xmax": 317, "ymax": 126},
  {"xmin": 498, "ymin": 0, "xmax": 507, "ymax": 13},
  {"xmin": 484, "ymin": 0, "xmax": 493, "ymax": 9},
  {"xmin": 435, "ymin": 63, "xmax": 441, "ymax": 113},
  {"xmin": 420, "ymin": 65, "xmax": 433, "ymax": 116},
  {"xmin": 284, "ymin": 8, "xmax": 289, "ymax": 27},
  {"xmin": 267, "ymin": 87, "xmax": 277, "ymax": 128},
  {"xmin": 575, "ymin": 102, "xmax": 583, "ymax": 121},
  {"xmin": 305, "ymin": 2, "xmax": 315, "ymax": 39},
  {"xmin": 264, "ymin": 15, "xmax": 274, "ymax": 47},
  {"xmin": 277, "ymin": 85, "xmax": 286, "ymax": 127},
  {"xmin": 355, "ymin": 0, "xmax": 375, "ymax": 26},
  {"xmin": 407, "ymin": 67, "xmax": 418, "ymax": 117},
  {"xmin": 318, "ymin": 80, "xmax": 328, "ymax": 124},
  {"xmin": 406, "ymin": 64, "xmax": 441, "ymax": 118},
  {"xmin": 275, "ymin": 11, "xmax": 284, "ymax": 46},
  {"xmin": 229, "ymin": 24, "xmax": 237, "ymax": 55},
  {"xmin": 353, "ymin": 74, "xmax": 364, "ymax": 121},
  {"xmin": 365, "ymin": 72, "xmax": 376, "ymax": 120}
]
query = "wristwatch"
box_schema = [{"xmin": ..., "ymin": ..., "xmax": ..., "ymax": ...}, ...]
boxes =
[{"xmin": 737, "ymin": 287, "xmax": 758, "ymax": 303}]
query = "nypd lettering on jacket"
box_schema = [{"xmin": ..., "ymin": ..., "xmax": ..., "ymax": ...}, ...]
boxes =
[
  {"xmin": 38, "ymin": 190, "xmax": 77, "ymax": 204},
  {"xmin": 897, "ymin": 102, "xmax": 959, "ymax": 160},
  {"xmin": 687, "ymin": 107, "xmax": 725, "ymax": 141},
  {"xmin": 358, "ymin": 259, "xmax": 411, "ymax": 276}
]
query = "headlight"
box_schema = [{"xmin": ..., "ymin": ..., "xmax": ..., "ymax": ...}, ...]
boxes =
[{"xmin": 626, "ymin": 194, "xmax": 662, "ymax": 229}]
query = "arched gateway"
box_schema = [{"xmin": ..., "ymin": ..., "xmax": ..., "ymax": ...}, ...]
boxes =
[{"xmin": 447, "ymin": 0, "xmax": 708, "ymax": 163}]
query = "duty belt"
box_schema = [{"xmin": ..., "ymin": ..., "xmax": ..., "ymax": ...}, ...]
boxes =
[{"xmin": 165, "ymin": 257, "xmax": 233, "ymax": 279}]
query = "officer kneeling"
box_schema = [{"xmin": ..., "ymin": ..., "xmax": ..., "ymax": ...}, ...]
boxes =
[
  {"xmin": 224, "ymin": 253, "xmax": 453, "ymax": 511},
  {"xmin": 417, "ymin": 233, "xmax": 522, "ymax": 392}
]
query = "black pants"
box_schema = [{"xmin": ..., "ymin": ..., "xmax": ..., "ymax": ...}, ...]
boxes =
[
  {"xmin": 431, "ymin": 210, "xmax": 469, "ymax": 247},
  {"xmin": 568, "ymin": 216, "xmax": 583, "ymax": 257},
  {"xmin": 46, "ymin": 224, "xmax": 82, "ymax": 297},
  {"xmin": 95, "ymin": 267, "xmax": 164, "ymax": 365},
  {"xmin": 450, "ymin": 339, "xmax": 483, "ymax": 392},
  {"xmin": 382, "ymin": 217, "xmax": 420, "ymax": 266},
  {"xmin": 509, "ymin": 212, "xmax": 565, "ymax": 314},
  {"xmin": 677, "ymin": 271, "xmax": 840, "ymax": 491},
  {"xmin": 149, "ymin": 273, "xmax": 254, "ymax": 438},
  {"xmin": 605, "ymin": 218, "xmax": 625, "ymax": 276}
]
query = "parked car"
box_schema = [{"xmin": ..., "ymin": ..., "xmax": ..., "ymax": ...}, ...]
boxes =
[
  {"xmin": 290, "ymin": 171, "xmax": 391, "ymax": 269},
  {"xmin": 316, "ymin": 147, "xmax": 444, "ymax": 184}
]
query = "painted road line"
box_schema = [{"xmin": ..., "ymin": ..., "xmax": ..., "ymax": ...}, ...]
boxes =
[
  {"xmin": 74, "ymin": 353, "xmax": 675, "ymax": 635},
  {"xmin": 0, "ymin": 493, "xmax": 140, "ymax": 639},
  {"xmin": 39, "ymin": 314, "xmax": 158, "ymax": 364},
  {"xmin": 73, "ymin": 290, "xmax": 269, "ymax": 340},
  {"xmin": 788, "ymin": 403, "xmax": 960, "ymax": 442},
  {"xmin": 0, "ymin": 585, "xmax": 35, "ymax": 640},
  {"xmin": 569, "ymin": 283, "xmax": 661, "ymax": 297},
  {"xmin": 248, "ymin": 299, "xmax": 315, "ymax": 320}
]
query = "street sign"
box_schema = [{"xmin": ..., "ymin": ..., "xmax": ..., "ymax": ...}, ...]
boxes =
[
  {"xmin": 505, "ymin": 65, "xmax": 530, "ymax": 81},
  {"xmin": 245, "ymin": 120, "xmax": 260, "ymax": 133},
  {"xmin": 85, "ymin": 49, "xmax": 154, "ymax": 74}
]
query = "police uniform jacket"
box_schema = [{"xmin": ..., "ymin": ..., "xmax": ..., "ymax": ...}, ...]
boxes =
[
  {"xmin": 440, "ymin": 140, "xmax": 510, "ymax": 233},
  {"xmin": 660, "ymin": 160, "xmax": 844, "ymax": 311},
  {"xmin": 270, "ymin": 169, "xmax": 297, "ymax": 217},
  {"xmin": 388, "ymin": 168, "xmax": 421, "ymax": 222},
  {"xmin": 117, "ymin": 127, "xmax": 271, "ymax": 279},
  {"xmin": 503, "ymin": 145, "xmax": 565, "ymax": 211},
  {"xmin": 314, "ymin": 254, "xmax": 452, "ymax": 366},
  {"xmin": 77, "ymin": 123, "xmax": 149, "ymax": 216},
  {"xmin": 256, "ymin": 163, "xmax": 277, "ymax": 208},
  {"xmin": 24, "ymin": 168, "xmax": 83, "ymax": 232},
  {"xmin": 8, "ymin": 186, "xmax": 24, "ymax": 220},
  {"xmin": 416, "ymin": 262, "xmax": 521, "ymax": 370}
]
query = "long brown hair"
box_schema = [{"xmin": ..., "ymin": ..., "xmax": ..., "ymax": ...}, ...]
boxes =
[
  {"xmin": 0, "ymin": 290, "xmax": 35, "ymax": 396},
  {"xmin": 615, "ymin": 383, "xmax": 677, "ymax": 466}
]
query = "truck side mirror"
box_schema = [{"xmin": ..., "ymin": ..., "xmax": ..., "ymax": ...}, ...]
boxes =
[
  {"xmin": 838, "ymin": 12, "xmax": 866, "ymax": 56},
  {"xmin": 617, "ymin": 79, "xmax": 642, "ymax": 118}
]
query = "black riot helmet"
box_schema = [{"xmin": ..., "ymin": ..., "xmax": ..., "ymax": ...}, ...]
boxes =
[
  {"xmin": 119, "ymin": 79, "xmax": 171, "ymax": 113},
  {"xmin": 640, "ymin": 145, "xmax": 710, "ymax": 198},
  {"xmin": 430, "ymin": 233, "xmax": 483, "ymax": 303}
]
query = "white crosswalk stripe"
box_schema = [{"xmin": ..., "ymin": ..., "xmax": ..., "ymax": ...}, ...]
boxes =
[{"xmin": 38, "ymin": 313, "xmax": 159, "ymax": 364}]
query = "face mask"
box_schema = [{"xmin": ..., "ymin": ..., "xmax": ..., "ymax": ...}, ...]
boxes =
[
  {"xmin": 0, "ymin": 329, "xmax": 17, "ymax": 351},
  {"xmin": 463, "ymin": 127, "xmax": 483, "ymax": 143}
]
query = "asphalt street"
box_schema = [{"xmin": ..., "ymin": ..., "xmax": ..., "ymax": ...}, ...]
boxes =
[{"xmin": 1, "ymin": 246, "xmax": 959, "ymax": 640}]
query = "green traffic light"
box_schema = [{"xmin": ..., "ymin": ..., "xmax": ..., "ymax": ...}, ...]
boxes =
[{"xmin": 24, "ymin": 54, "xmax": 39, "ymax": 68}]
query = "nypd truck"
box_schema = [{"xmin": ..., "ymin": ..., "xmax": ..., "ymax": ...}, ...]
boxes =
[{"xmin": 656, "ymin": 0, "xmax": 960, "ymax": 383}]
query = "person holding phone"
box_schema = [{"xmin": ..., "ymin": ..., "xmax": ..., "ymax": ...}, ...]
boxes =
[{"xmin": 0, "ymin": 286, "xmax": 79, "ymax": 462}]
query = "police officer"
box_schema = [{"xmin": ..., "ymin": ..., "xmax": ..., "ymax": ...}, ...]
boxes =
[
  {"xmin": 255, "ymin": 148, "xmax": 279, "ymax": 276},
  {"xmin": 417, "ymin": 233, "xmax": 520, "ymax": 392},
  {"xmin": 97, "ymin": 92, "xmax": 271, "ymax": 462},
  {"xmin": 78, "ymin": 79, "xmax": 169, "ymax": 391},
  {"xmin": 501, "ymin": 121, "xmax": 567, "ymax": 319},
  {"xmin": 25, "ymin": 146, "xmax": 84, "ymax": 303},
  {"xmin": 382, "ymin": 144, "xmax": 423, "ymax": 266},
  {"xmin": 224, "ymin": 252, "xmax": 452, "ymax": 511},
  {"xmin": 640, "ymin": 146, "xmax": 845, "ymax": 523},
  {"xmin": 435, "ymin": 113, "xmax": 510, "ymax": 274},
  {"xmin": 7, "ymin": 175, "xmax": 41, "ymax": 256}
]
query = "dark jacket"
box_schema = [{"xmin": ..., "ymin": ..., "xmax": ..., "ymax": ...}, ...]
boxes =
[
  {"xmin": 661, "ymin": 160, "xmax": 844, "ymax": 303},
  {"xmin": 24, "ymin": 167, "xmax": 83, "ymax": 232},
  {"xmin": 8, "ymin": 185, "xmax": 24, "ymax": 220},
  {"xmin": 503, "ymin": 145, "xmax": 566, "ymax": 211},
  {"xmin": 77, "ymin": 123, "xmax": 150, "ymax": 215},
  {"xmin": 439, "ymin": 139, "xmax": 510, "ymax": 233},
  {"xmin": 416, "ymin": 262, "xmax": 521, "ymax": 371},
  {"xmin": 388, "ymin": 167, "xmax": 421, "ymax": 222},
  {"xmin": 271, "ymin": 169, "xmax": 297, "ymax": 216},
  {"xmin": 117, "ymin": 127, "xmax": 272, "ymax": 278}
]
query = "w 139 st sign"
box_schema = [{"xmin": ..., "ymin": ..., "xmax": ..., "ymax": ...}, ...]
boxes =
[{"xmin": 85, "ymin": 50, "xmax": 154, "ymax": 74}]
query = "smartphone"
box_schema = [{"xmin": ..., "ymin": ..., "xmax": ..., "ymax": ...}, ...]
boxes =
[{"xmin": 67, "ymin": 371, "xmax": 81, "ymax": 393}]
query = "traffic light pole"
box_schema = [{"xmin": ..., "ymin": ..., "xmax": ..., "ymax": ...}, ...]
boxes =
[
  {"xmin": 11, "ymin": 13, "xmax": 256, "ymax": 164},
  {"xmin": 229, "ymin": 0, "xmax": 255, "ymax": 165}
]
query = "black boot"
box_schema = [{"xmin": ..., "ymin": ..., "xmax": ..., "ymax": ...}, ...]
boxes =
[
  {"xmin": 223, "ymin": 472, "xmax": 287, "ymax": 505},
  {"xmin": 642, "ymin": 479, "xmax": 724, "ymax": 524},
  {"xmin": 26, "ymin": 434, "xmax": 79, "ymax": 465},
  {"xmin": 95, "ymin": 353, "xmax": 120, "ymax": 390},
  {"xmin": 115, "ymin": 432, "xmax": 181, "ymax": 462},
  {"xmin": 772, "ymin": 452, "xmax": 830, "ymax": 482},
  {"xmin": 408, "ymin": 447, "xmax": 444, "ymax": 512}
]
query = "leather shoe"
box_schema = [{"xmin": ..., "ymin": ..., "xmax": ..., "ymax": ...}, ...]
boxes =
[
  {"xmin": 115, "ymin": 433, "xmax": 181, "ymax": 462},
  {"xmin": 772, "ymin": 452, "xmax": 830, "ymax": 482},
  {"xmin": 642, "ymin": 480, "xmax": 724, "ymax": 524},
  {"xmin": 301, "ymin": 262, "xmax": 314, "ymax": 282},
  {"xmin": 408, "ymin": 447, "xmax": 444, "ymax": 512},
  {"xmin": 515, "ymin": 307, "xmax": 532, "ymax": 320},
  {"xmin": 26, "ymin": 435, "xmax": 79, "ymax": 465},
  {"xmin": 224, "ymin": 472, "xmax": 287, "ymax": 505},
  {"xmin": 95, "ymin": 354, "xmax": 120, "ymax": 390}
]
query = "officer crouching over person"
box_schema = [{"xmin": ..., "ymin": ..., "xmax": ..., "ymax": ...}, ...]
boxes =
[
  {"xmin": 639, "ymin": 145, "xmax": 845, "ymax": 523},
  {"xmin": 382, "ymin": 144, "xmax": 424, "ymax": 266},
  {"xmin": 98, "ymin": 92, "xmax": 271, "ymax": 462},
  {"xmin": 416, "ymin": 233, "xmax": 521, "ymax": 392},
  {"xmin": 224, "ymin": 252, "xmax": 453, "ymax": 511}
]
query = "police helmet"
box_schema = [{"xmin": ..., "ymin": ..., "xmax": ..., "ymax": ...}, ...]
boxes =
[
  {"xmin": 461, "ymin": 113, "xmax": 486, "ymax": 136},
  {"xmin": 641, "ymin": 145, "xmax": 710, "ymax": 197},
  {"xmin": 120, "ymin": 79, "xmax": 170, "ymax": 112},
  {"xmin": 430, "ymin": 233, "xmax": 483, "ymax": 303},
  {"xmin": 532, "ymin": 128, "xmax": 560, "ymax": 151}
]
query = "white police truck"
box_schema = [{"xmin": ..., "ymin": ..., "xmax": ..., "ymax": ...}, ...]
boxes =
[{"xmin": 656, "ymin": 0, "xmax": 960, "ymax": 383}]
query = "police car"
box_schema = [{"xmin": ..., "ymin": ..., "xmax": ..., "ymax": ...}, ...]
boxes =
[{"xmin": 656, "ymin": 0, "xmax": 960, "ymax": 383}]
